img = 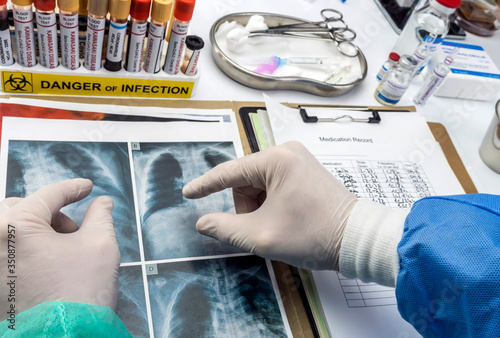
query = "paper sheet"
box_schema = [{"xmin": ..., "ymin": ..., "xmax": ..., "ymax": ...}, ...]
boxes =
[
  {"xmin": 0, "ymin": 103, "xmax": 292, "ymax": 338},
  {"xmin": 264, "ymin": 95, "xmax": 465, "ymax": 337}
]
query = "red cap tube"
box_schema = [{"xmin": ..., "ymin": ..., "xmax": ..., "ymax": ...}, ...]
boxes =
[
  {"xmin": 130, "ymin": 0, "xmax": 151, "ymax": 20},
  {"xmin": 34, "ymin": 0, "xmax": 56, "ymax": 11},
  {"xmin": 173, "ymin": 0, "xmax": 195, "ymax": 22}
]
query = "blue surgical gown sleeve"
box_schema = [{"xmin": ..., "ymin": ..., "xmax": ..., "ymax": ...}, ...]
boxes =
[{"xmin": 396, "ymin": 194, "xmax": 500, "ymax": 337}]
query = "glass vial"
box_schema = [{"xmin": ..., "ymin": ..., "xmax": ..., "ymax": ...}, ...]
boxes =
[
  {"xmin": 413, "ymin": 47, "xmax": 458, "ymax": 106},
  {"xmin": 391, "ymin": 0, "xmax": 460, "ymax": 58},
  {"xmin": 376, "ymin": 52, "xmax": 400, "ymax": 81},
  {"xmin": 375, "ymin": 55, "xmax": 418, "ymax": 106}
]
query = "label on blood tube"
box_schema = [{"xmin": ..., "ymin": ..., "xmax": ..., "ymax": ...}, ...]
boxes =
[
  {"xmin": 163, "ymin": 21, "xmax": 189, "ymax": 74},
  {"xmin": 143, "ymin": 23, "xmax": 166, "ymax": 74},
  {"xmin": 60, "ymin": 13, "xmax": 79, "ymax": 70},
  {"xmin": 184, "ymin": 49, "xmax": 200, "ymax": 76},
  {"xmin": 84, "ymin": 17, "xmax": 106, "ymax": 71},
  {"xmin": 126, "ymin": 21, "xmax": 148, "ymax": 72},
  {"xmin": 0, "ymin": 29, "xmax": 14, "ymax": 66},
  {"xmin": 106, "ymin": 21, "xmax": 127, "ymax": 62},
  {"xmin": 13, "ymin": 8, "xmax": 36, "ymax": 67},
  {"xmin": 36, "ymin": 12, "xmax": 58, "ymax": 69}
]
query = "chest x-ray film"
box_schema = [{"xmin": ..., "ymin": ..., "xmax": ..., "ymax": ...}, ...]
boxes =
[
  {"xmin": 0, "ymin": 102, "xmax": 292, "ymax": 338},
  {"xmin": 132, "ymin": 142, "xmax": 244, "ymax": 261}
]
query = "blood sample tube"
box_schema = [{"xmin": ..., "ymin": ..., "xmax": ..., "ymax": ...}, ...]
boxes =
[
  {"xmin": 58, "ymin": 0, "xmax": 80, "ymax": 69},
  {"xmin": 143, "ymin": 0, "xmax": 172, "ymax": 74},
  {"xmin": 104, "ymin": 0, "xmax": 131, "ymax": 71},
  {"xmin": 84, "ymin": 0, "xmax": 109, "ymax": 70},
  {"xmin": 124, "ymin": 0, "xmax": 150, "ymax": 72},
  {"xmin": 163, "ymin": 0, "xmax": 195, "ymax": 75},
  {"xmin": 35, "ymin": 0, "xmax": 59, "ymax": 68},
  {"xmin": 12, "ymin": 0, "xmax": 36, "ymax": 67}
]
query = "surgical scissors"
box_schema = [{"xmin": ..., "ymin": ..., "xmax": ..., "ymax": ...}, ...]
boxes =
[{"xmin": 247, "ymin": 9, "xmax": 359, "ymax": 57}]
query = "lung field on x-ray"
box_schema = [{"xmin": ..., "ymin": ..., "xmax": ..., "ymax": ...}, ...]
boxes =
[
  {"xmin": 133, "ymin": 142, "xmax": 243, "ymax": 261},
  {"xmin": 148, "ymin": 256, "xmax": 287, "ymax": 337},
  {"xmin": 6, "ymin": 141, "xmax": 140, "ymax": 262},
  {"xmin": 117, "ymin": 265, "xmax": 149, "ymax": 337}
]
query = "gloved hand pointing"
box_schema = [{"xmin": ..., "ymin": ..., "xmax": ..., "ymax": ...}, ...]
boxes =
[
  {"xmin": 183, "ymin": 141, "xmax": 357, "ymax": 270},
  {"xmin": 0, "ymin": 179, "xmax": 120, "ymax": 320}
]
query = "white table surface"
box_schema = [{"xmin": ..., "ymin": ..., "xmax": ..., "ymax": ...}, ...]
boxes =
[{"xmin": 189, "ymin": 0, "xmax": 500, "ymax": 194}]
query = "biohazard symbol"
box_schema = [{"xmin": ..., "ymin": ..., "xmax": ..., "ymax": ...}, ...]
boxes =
[{"xmin": 2, "ymin": 72, "xmax": 33, "ymax": 93}]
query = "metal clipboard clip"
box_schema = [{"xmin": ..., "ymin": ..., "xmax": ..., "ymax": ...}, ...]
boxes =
[{"xmin": 298, "ymin": 105, "xmax": 382, "ymax": 124}]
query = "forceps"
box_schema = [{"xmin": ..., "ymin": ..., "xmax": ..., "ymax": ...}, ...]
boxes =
[{"xmin": 247, "ymin": 9, "xmax": 359, "ymax": 57}]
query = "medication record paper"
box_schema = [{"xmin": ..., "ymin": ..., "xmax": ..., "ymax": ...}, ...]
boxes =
[{"xmin": 265, "ymin": 96, "xmax": 464, "ymax": 337}]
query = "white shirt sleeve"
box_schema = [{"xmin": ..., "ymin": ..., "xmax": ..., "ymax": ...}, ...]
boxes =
[{"xmin": 338, "ymin": 200, "xmax": 409, "ymax": 287}]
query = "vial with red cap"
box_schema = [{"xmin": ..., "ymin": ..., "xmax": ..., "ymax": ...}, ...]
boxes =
[
  {"xmin": 0, "ymin": 0, "xmax": 14, "ymax": 66},
  {"xmin": 35, "ymin": 0, "xmax": 59, "ymax": 68},
  {"xmin": 391, "ymin": 0, "xmax": 461, "ymax": 58},
  {"xmin": 163, "ymin": 0, "xmax": 196, "ymax": 75},
  {"xmin": 125, "ymin": 0, "xmax": 151, "ymax": 72},
  {"xmin": 376, "ymin": 52, "xmax": 400, "ymax": 81}
]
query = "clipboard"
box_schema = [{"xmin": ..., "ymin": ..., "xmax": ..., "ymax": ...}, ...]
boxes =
[{"xmin": 236, "ymin": 102, "xmax": 478, "ymax": 337}]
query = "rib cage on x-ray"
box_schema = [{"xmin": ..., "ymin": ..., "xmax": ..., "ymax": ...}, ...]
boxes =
[
  {"xmin": 148, "ymin": 256, "xmax": 288, "ymax": 338},
  {"xmin": 117, "ymin": 265, "xmax": 149, "ymax": 337},
  {"xmin": 6, "ymin": 141, "xmax": 140, "ymax": 263},
  {"xmin": 133, "ymin": 142, "xmax": 244, "ymax": 261}
]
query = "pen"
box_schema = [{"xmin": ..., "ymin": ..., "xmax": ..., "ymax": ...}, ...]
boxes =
[
  {"xmin": 104, "ymin": 0, "xmax": 131, "ymax": 71},
  {"xmin": 125, "ymin": 0, "xmax": 150, "ymax": 72},
  {"xmin": 58, "ymin": 0, "xmax": 79, "ymax": 70},
  {"xmin": 143, "ymin": 0, "xmax": 172, "ymax": 74},
  {"xmin": 84, "ymin": 0, "xmax": 109, "ymax": 70},
  {"xmin": 163, "ymin": 0, "xmax": 195, "ymax": 75},
  {"xmin": 12, "ymin": 0, "xmax": 36, "ymax": 67},
  {"xmin": 0, "ymin": 0, "xmax": 14, "ymax": 66},
  {"xmin": 35, "ymin": 0, "xmax": 58, "ymax": 68}
]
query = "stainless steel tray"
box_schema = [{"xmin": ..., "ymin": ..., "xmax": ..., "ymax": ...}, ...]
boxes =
[{"xmin": 210, "ymin": 12, "xmax": 368, "ymax": 97}]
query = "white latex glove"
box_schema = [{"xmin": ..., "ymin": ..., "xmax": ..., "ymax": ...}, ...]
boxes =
[
  {"xmin": 183, "ymin": 141, "xmax": 357, "ymax": 270},
  {"xmin": 0, "ymin": 179, "xmax": 120, "ymax": 321}
]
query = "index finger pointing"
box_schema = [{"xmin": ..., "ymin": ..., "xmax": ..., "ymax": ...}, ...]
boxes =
[
  {"xmin": 182, "ymin": 152, "xmax": 267, "ymax": 199},
  {"xmin": 20, "ymin": 178, "xmax": 93, "ymax": 225}
]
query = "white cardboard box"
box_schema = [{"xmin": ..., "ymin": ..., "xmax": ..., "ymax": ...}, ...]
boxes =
[{"xmin": 425, "ymin": 41, "xmax": 500, "ymax": 101}]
